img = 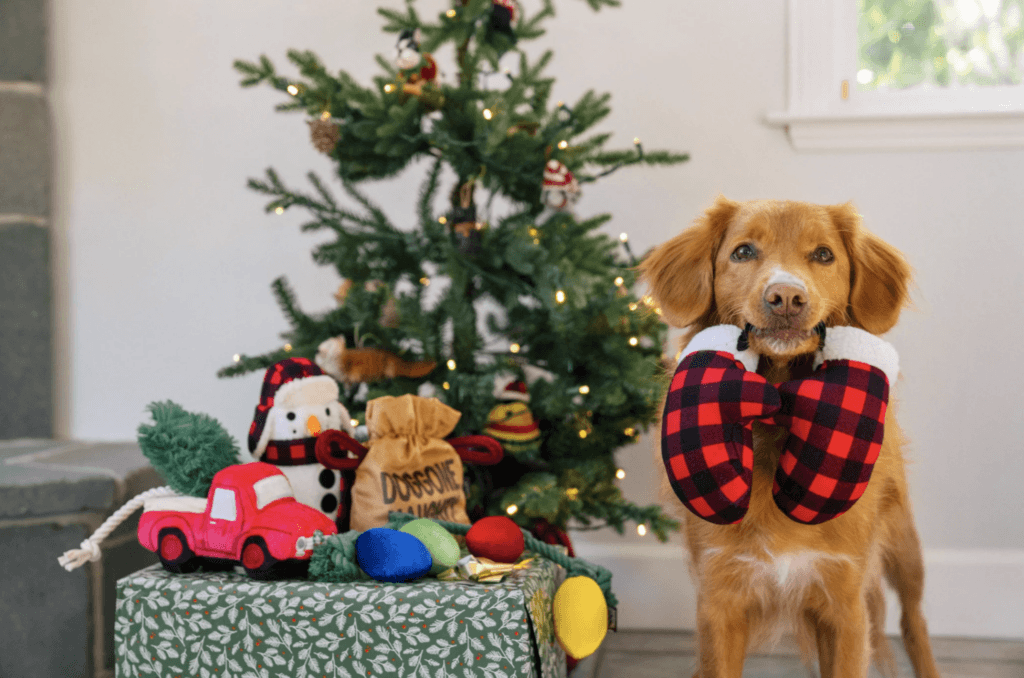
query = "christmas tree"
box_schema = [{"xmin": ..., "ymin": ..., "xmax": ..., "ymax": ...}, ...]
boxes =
[{"xmin": 220, "ymin": 0, "xmax": 687, "ymax": 542}]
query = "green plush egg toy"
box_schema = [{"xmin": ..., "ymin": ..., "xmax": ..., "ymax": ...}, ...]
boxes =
[
  {"xmin": 552, "ymin": 576, "xmax": 608, "ymax": 659},
  {"xmin": 399, "ymin": 518, "xmax": 461, "ymax": 575}
]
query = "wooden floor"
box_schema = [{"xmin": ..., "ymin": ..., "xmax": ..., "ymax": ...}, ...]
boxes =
[{"xmin": 570, "ymin": 631, "xmax": 1024, "ymax": 678}]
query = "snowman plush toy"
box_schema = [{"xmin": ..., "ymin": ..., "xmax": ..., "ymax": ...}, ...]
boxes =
[{"xmin": 249, "ymin": 358, "xmax": 361, "ymax": 530}]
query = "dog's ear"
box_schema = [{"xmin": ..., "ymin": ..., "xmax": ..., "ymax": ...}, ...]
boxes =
[
  {"xmin": 640, "ymin": 195, "xmax": 738, "ymax": 328},
  {"xmin": 829, "ymin": 203, "xmax": 911, "ymax": 335}
]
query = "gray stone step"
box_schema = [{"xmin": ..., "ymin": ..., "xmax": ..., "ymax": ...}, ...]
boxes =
[{"xmin": 0, "ymin": 440, "xmax": 161, "ymax": 678}]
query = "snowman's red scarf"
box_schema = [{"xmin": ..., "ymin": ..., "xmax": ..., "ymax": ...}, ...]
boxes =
[{"xmin": 261, "ymin": 437, "xmax": 319, "ymax": 466}]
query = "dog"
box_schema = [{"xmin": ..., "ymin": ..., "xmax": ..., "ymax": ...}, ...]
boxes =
[{"xmin": 640, "ymin": 197, "xmax": 941, "ymax": 678}]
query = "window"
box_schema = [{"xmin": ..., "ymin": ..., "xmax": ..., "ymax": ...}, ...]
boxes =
[
  {"xmin": 209, "ymin": 488, "xmax": 237, "ymax": 521},
  {"xmin": 253, "ymin": 474, "xmax": 293, "ymax": 510},
  {"xmin": 765, "ymin": 0, "xmax": 1024, "ymax": 149},
  {"xmin": 858, "ymin": 0, "xmax": 1024, "ymax": 92}
]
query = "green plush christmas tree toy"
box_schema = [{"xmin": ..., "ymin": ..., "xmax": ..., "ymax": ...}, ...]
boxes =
[{"xmin": 220, "ymin": 0, "xmax": 688, "ymax": 544}]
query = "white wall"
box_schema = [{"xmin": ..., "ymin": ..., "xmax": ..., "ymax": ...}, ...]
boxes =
[{"xmin": 51, "ymin": 0, "xmax": 1024, "ymax": 637}]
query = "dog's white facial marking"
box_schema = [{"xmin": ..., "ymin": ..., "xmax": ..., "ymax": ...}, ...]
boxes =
[{"xmin": 764, "ymin": 267, "xmax": 807, "ymax": 294}]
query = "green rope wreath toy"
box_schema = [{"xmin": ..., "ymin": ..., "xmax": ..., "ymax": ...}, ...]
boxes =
[{"xmin": 309, "ymin": 511, "xmax": 617, "ymax": 609}]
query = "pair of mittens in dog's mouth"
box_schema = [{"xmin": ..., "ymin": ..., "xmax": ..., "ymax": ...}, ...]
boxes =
[{"xmin": 661, "ymin": 324, "xmax": 898, "ymax": 525}]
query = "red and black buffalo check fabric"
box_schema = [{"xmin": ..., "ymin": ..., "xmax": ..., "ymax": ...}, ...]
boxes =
[
  {"xmin": 662, "ymin": 351, "xmax": 891, "ymax": 526},
  {"xmin": 661, "ymin": 351, "xmax": 781, "ymax": 524},
  {"xmin": 261, "ymin": 437, "xmax": 319, "ymax": 465},
  {"xmin": 771, "ymin": 359, "xmax": 889, "ymax": 524}
]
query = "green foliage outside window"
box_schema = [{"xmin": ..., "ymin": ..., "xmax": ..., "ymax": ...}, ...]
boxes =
[{"xmin": 859, "ymin": 0, "xmax": 1024, "ymax": 89}]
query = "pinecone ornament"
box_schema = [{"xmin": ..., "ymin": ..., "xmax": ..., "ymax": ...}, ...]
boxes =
[{"xmin": 308, "ymin": 118, "xmax": 340, "ymax": 154}]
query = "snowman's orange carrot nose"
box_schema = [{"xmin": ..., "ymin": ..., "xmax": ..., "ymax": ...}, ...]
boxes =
[{"xmin": 307, "ymin": 415, "xmax": 322, "ymax": 437}]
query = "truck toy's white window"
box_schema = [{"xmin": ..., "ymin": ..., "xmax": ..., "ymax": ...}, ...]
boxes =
[
  {"xmin": 210, "ymin": 488, "xmax": 238, "ymax": 521},
  {"xmin": 253, "ymin": 474, "xmax": 293, "ymax": 510}
]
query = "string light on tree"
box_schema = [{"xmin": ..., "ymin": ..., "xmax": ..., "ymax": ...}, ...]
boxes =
[
  {"xmin": 578, "ymin": 385, "xmax": 590, "ymax": 394},
  {"xmin": 438, "ymin": 215, "xmax": 447, "ymax": 224},
  {"xmin": 624, "ymin": 427, "xmax": 636, "ymax": 436},
  {"xmin": 614, "ymin": 276, "xmax": 624, "ymax": 286},
  {"xmin": 616, "ymin": 468, "xmax": 626, "ymax": 480},
  {"xmin": 442, "ymin": 381, "xmax": 450, "ymax": 390},
  {"xmin": 628, "ymin": 302, "xmax": 638, "ymax": 311},
  {"xmin": 383, "ymin": 83, "xmax": 395, "ymax": 93},
  {"xmin": 446, "ymin": 8, "xmax": 457, "ymax": 17},
  {"xmin": 287, "ymin": 84, "xmax": 299, "ymax": 96},
  {"xmin": 506, "ymin": 504, "xmax": 518, "ymax": 515},
  {"xmin": 637, "ymin": 524, "xmax": 648, "ymax": 537},
  {"xmin": 555, "ymin": 290, "xmax": 566, "ymax": 304},
  {"xmin": 447, "ymin": 359, "xmax": 457, "ymax": 370},
  {"xmin": 320, "ymin": 110, "xmax": 331, "ymax": 120},
  {"xmin": 232, "ymin": 354, "xmax": 241, "ymax": 363},
  {"xmin": 482, "ymin": 108, "xmax": 493, "ymax": 120},
  {"xmin": 565, "ymin": 488, "xmax": 580, "ymax": 500},
  {"xmin": 619, "ymin": 232, "xmax": 629, "ymax": 243},
  {"xmin": 275, "ymin": 206, "xmax": 285, "ymax": 215},
  {"xmin": 509, "ymin": 343, "xmax": 521, "ymax": 354},
  {"xmin": 633, "ymin": 137, "xmax": 641, "ymax": 145},
  {"xmin": 283, "ymin": 343, "xmax": 293, "ymax": 352},
  {"xmin": 419, "ymin": 276, "xmax": 431, "ymax": 286},
  {"xmin": 578, "ymin": 429, "xmax": 588, "ymax": 439},
  {"xmin": 558, "ymin": 140, "xmax": 568, "ymax": 149},
  {"xmin": 628, "ymin": 336, "xmax": 639, "ymax": 346}
]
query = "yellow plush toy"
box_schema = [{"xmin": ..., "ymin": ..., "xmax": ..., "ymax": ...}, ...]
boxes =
[{"xmin": 552, "ymin": 576, "xmax": 609, "ymax": 659}]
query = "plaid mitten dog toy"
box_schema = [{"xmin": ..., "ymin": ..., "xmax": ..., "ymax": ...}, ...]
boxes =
[
  {"xmin": 661, "ymin": 325, "xmax": 781, "ymax": 524},
  {"xmin": 770, "ymin": 326, "xmax": 898, "ymax": 524}
]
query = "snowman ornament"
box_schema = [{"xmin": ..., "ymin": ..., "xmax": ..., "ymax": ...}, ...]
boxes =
[
  {"xmin": 541, "ymin": 159, "xmax": 580, "ymax": 211},
  {"xmin": 248, "ymin": 358, "xmax": 357, "ymax": 529}
]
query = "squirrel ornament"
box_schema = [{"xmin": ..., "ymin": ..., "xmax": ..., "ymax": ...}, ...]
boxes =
[{"xmin": 315, "ymin": 336, "xmax": 436, "ymax": 385}]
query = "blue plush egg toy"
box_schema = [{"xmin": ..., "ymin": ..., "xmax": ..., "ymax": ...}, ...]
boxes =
[{"xmin": 355, "ymin": 528, "xmax": 433, "ymax": 583}]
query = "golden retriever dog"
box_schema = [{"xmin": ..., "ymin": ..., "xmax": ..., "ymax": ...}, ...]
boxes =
[{"xmin": 641, "ymin": 197, "xmax": 941, "ymax": 678}]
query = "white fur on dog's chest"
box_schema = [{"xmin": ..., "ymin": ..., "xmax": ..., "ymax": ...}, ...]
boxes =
[{"xmin": 705, "ymin": 547, "xmax": 853, "ymax": 596}]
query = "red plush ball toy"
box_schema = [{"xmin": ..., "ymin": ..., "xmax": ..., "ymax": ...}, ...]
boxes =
[{"xmin": 465, "ymin": 516, "xmax": 525, "ymax": 563}]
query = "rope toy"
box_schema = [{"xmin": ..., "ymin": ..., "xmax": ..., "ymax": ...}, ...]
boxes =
[
  {"xmin": 57, "ymin": 485, "xmax": 179, "ymax": 571},
  {"xmin": 309, "ymin": 512, "xmax": 618, "ymax": 608}
]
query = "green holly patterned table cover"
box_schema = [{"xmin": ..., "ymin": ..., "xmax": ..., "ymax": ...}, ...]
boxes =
[{"xmin": 115, "ymin": 554, "xmax": 566, "ymax": 678}]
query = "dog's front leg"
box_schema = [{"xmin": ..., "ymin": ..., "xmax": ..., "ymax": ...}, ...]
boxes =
[
  {"xmin": 813, "ymin": 592, "xmax": 871, "ymax": 678},
  {"xmin": 695, "ymin": 596, "xmax": 749, "ymax": 678}
]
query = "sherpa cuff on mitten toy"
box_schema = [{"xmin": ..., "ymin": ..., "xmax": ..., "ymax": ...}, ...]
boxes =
[
  {"xmin": 679, "ymin": 324, "xmax": 760, "ymax": 372},
  {"xmin": 813, "ymin": 325, "xmax": 899, "ymax": 385},
  {"xmin": 771, "ymin": 326, "xmax": 895, "ymax": 524},
  {"xmin": 662, "ymin": 325, "xmax": 781, "ymax": 525}
]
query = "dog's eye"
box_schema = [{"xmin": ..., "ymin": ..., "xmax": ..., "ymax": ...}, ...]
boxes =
[
  {"xmin": 813, "ymin": 247, "xmax": 835, "ymax": 263},
  {"xmin": 286, "ymin": 412, "xmax": 296, "ymax": 421},
  {"xmin": 731, "ymin": 244, "xmax": 757, "ymax": 262}
]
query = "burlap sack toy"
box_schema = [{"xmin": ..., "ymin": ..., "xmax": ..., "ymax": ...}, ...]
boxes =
[{"xmin": 349, "ymin": 394, "xmax": 471, "ymax": 531}]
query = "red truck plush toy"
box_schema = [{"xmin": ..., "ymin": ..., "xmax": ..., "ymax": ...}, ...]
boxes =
[{"xmin": 138, "ymin": 462, "xmax": 337, "ymax": 580}]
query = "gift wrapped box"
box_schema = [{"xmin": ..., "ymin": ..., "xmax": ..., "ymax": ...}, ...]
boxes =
[{"xmin": 114, "ymin": 555, "xmax": 567, "ymax": 678}]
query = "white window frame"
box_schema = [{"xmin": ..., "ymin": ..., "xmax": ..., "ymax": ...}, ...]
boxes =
[{"xmin": 765, "ymin": 0, "xmax": 1024, "ymax": 150}]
